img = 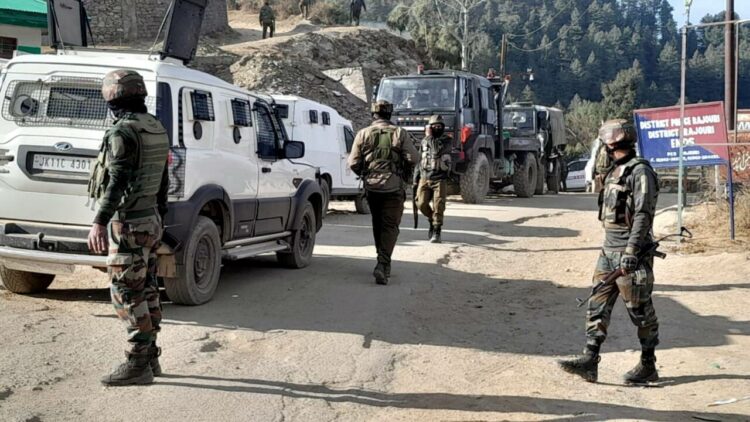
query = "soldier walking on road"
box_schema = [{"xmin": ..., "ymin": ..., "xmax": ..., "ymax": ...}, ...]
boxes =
[
  {"xmin": 260, "ymin": 1, "xmax": 276, "ymax": 39},
  {"xmin": 350, "ymin": 0, "xmax": 366, "ymax": 26},
  {"xmin": 299, "ymin": 0, "xmax": 312, "ymax": 20},
  {"xmin": 88, "ymin": 70, "xmax": 170, "ymax": 386},
  {"xmin": 414, "ymin": 115, "xmax": 452, "ymax": 243},
  {"xmin": 348, "ymin": 100, "xmax": 417, "ymax": 285},
  {"xmin": 558, "ymin": 119, "xmax": 661, "ymax": 385}
]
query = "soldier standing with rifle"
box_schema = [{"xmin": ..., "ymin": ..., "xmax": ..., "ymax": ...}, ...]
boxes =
[
  {"xmin": 414, "ymin": 115, "xmax": 452, "ymax": 243},
  {"xmin": 348, "ymin": 100, "xmax": 417, "ymax": 285},
  {"xmin": 88, "ymin": 70, "xmax": 170, "ymax": 386},
  {"xmin": 259, "ymin": 1, "xmax": 275, "ymax": 39},
  {"xmin": 558, "ymin": 119, "xmax": 661, "ymax": 384},
  {"xmin": 299, "ymin": 0, "xmax": 312, "ymax": 19}
]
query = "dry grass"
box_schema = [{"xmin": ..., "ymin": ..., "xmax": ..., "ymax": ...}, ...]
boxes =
[{"xmin": 680, "ymin": 187, "xmax": 750, "ymax": 253}]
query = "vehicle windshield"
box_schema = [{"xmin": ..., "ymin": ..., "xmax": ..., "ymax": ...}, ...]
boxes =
[
  {"xmin": 376, "ymin": 77, "xmax": 456, "ymax": 111},
  {"xmin": 503, "ymin": 109, "xmax": 535, "ymax": 131}
]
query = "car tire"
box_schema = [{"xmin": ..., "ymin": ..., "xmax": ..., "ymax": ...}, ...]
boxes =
[
  {"xmin": 0, "ymin": 265, "xmax": 55, "ymax": 294},
  {"xmin": 277, "ymin": 202, "xmax": 316, "ymax": 269},
  {"xmin": 547, "ymin": 158, "xmax": 561, "ymax": 194},
  {"xmin": 535, "ymin": 157, "xmax": 546, "ymax": 195},
  {"xmin": 513, "ymin": 152, "xmax": 537, "ymax": 198},
  {"xmin": 164, "ymin": 216, "xmax": 222, "ymax": 306},
  {"xmin": 320, "ymin": 178, "xmax": 331, "ymax": 218},
  {"xmin": 460, "ymin": 152, "xmax": 490, "ymax": 204},
  {"xmin": 354, "ymin": 195, "xmax": 370, "ymax": 214}
]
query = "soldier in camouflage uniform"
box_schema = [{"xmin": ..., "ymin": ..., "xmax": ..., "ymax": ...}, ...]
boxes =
[
  {"xmin": 299, "ymin": 0, "xmax": 312, "ymax": 19},
  {"xmin": 348, "ymin": 100, "xmax": 417, "ymax": 285},
  {"xmin": 350, "ymin": 0, "xmax": 366, "ymax": 26},
  {"xmin": 259, "ymin": 1, "xmax": 275, "ymax": 39},
  {"xmin": 558, "ymin": 119, "xmax": 660, "ymax": 385},
  {"xmin": 414, "ymin": 115, "xmax": 452, "ymax": 243},
  {"xmin": 88, "ymin": 70, "xmax": 170, "ymax": 386}
]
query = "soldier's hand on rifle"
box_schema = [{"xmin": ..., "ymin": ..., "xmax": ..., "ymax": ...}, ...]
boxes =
[{"xmin": 620, "ymin": 253, "xmax": 638, "ymax": 273}]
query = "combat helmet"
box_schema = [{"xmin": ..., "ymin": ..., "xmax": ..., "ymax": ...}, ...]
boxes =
[
  {"xmin": 598, "ymin": 119, "xmax": 637, "ymax": 149},
  {"xmin": 102, "ymin": 69, "xmax": 148, "ymax": 103},
  {"xmin": 371, "ymin": 100, "xmax": 394, "ymax": 116},
  {"xmin": 428, "ymin": 115, "xmax": 445, "ymax": 127}
]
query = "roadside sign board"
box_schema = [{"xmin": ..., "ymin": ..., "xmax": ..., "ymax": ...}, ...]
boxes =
[
  {"xmin": 730, "ymin": 110, "xmax": 750, "ymax": 182},
  {"xmin": 633, "ymin": 102, "xmax": 730, "ymax": 168}
]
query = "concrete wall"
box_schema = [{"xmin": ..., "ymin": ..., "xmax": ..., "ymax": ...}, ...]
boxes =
[
  {"xmin": 82, "ymin": 0, "xmax": 228, "ymax": 45},
  {"xmin": 0, "ymin": 24, "xmax": 42, "ymax": 52}
]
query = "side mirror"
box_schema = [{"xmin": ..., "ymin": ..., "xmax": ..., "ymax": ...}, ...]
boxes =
[{"xmin": 284, "ymin": 140, "xmax": 305, "ymax": 159}]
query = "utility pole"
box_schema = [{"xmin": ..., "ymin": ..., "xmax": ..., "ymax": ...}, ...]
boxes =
[
  {"xmin": 725, "ymin": 0, "xmax": 736, "ymax": 131},
  {"xmin": 499, "ymin": 34, "xmax": 508, "ymax": 77}
]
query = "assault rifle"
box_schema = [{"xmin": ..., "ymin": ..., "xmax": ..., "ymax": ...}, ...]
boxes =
[
  {"xmin": 412, "ymin": 181, "xmax": 419, "ymax": 229},
  {"xmin": 575, "ymin": 227, "xmax": 693, "ymax": 307}
]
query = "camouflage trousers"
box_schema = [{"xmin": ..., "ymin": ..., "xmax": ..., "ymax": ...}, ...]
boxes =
[
  {"xmin": 416, "ymin": 178, "xmax": 448, "ymax": 227},
  {"xmin": 366, "ymin": 190, "xmax": 405, "ymax": 266},
  {"xmin": 586, "ymin": 250, "xmax": 659, "ymax": 349},
  {"xmin": 107, "ymin": 212, "xmax": 163, "ymax": 354}
]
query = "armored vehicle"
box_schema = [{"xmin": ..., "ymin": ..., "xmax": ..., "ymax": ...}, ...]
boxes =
[{"xmin": 375, "ymin": 69, "xmax": 568, "ymax": 202}]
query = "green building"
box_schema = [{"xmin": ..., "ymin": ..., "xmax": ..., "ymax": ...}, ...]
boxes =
[{"xmin": 0, "ymin": 0, "xmax": 46, "ymax": 59}]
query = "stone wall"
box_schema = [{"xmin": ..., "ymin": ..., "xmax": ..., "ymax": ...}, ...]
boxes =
[{"xmin": 83, "ymin": 0, "xmax": 228, "ymax": 45}]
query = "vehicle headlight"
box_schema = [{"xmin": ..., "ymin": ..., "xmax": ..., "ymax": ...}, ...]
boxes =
[{"xmin": 11, "ymin": 95, "xmax": 39, "ymax": 117}]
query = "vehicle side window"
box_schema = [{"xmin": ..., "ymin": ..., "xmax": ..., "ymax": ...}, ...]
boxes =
[
  {"xmin": 569, "ymin": 161, "xmax": 586, "ymax": 172},
  {"xmin": 231, "ymin": 99, "xmax": 252, "ymax": 127},
  {"xmin": 190, "ymin": 91, "xmax": 215, "ymax": 121},
  {"xmin": 344, "ymin": 126, "xmax": 355, "ymax": 153},
  {"xmin": 256, "ymin": 104, "xmax": 278, "ymax": 159},
  {"xmin": 322, "ymin": 111, "xmax": 331, "ymax": 126},
  {"xmin": 309, "ymin": 110, "xmax": 319, "ymax": 124},
  {"xmin": 463, "ymin": 79, "xmax": 473, "ymax": 108}
]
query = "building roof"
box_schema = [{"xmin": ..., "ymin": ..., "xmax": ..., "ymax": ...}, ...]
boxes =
[{"xmin": 0, "ymin": 0, "xmax": 47, "ymax": 28}]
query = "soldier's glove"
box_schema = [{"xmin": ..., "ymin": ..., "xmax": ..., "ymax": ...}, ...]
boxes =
[{"xmin": 620, "ymin": 253, "xmax": 638, "ymax": 273}]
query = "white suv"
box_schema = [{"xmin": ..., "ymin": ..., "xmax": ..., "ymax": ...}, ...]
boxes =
[{"xmin": 0, "ymin": 50, "xmax": 323, "ymax": 305}]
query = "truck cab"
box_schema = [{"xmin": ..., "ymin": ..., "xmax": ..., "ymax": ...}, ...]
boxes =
[{"xmin": 0, "ymin": 50, "xmax": 324, "ymax": 305}]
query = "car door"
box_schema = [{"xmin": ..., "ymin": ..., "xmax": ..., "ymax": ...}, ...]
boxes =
[{"xmin": 254, "ymin": 101, "xmax": 295, "ymax": 236}]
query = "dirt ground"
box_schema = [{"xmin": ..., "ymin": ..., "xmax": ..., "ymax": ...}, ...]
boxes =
[{"xmin": 1, "ymin": 193, "xmax": 748, "ymax": 421}]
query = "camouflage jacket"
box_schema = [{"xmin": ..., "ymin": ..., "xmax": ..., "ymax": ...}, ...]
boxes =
[
  {"xmin": 348, "ymin": 119, "xmax": 417, "ymax": 193},
  {"xmin": 259, "ymin": 5, "xmax": 275, "ymax": 24},
  {"xmin": 90, "ymin": 113, "xmax": 170, "ymax": 225}
]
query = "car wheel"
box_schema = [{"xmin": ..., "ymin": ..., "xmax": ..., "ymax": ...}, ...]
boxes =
[
  {"xmin": 277, "ymin": 202, "xmax": 316, "ymax": 268},
  {"xmin": 459, "ymin": 152, "xmax": 490, "ymax": 204},
  {"xmin": 320, "ymin": 178, "xmax": 331, "ymax": 217},
  {"xmin": 0, "ymin": 265, "xmax": 55, "ymax": 294},
  {"xmin": 164, "ymin": 216, "xmax": 222, "ymax": 305}
]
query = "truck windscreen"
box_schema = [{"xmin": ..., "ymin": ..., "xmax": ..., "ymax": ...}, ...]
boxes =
[
  {"xmin": 503, "ymin": 109, "xmax": 535, "ymax": 131},
  {"xmin": 377, "ymin": 78, "xmax": 456, "ymax": 111}
]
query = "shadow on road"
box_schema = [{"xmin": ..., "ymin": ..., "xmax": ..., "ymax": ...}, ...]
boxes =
[
  {"xmin": 155, "ymin": 255, "xmax": 750, "ymax": 356},
  {"xmin": 154, "ymin": 374, "xmax": 749, "ymax": 421}
]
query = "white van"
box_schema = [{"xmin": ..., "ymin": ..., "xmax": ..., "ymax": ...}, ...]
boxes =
[
  {"xmin": 272, "ymin": 95, "xmax": 369, "ymax": 214},
  {"xmin": 0, "ymin": 50, "xmax": 324, "ymax": 305}
]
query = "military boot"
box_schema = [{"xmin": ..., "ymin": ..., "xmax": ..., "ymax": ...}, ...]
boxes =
[
  {"xmin": 384, "ymin": 263, "xmax": 391, "ymax": 279},
  {"xmin": 624, "ymin": 356, "xmax": 658, "ymax": 384},
  {"xmin": 101, "ymin": 352, "xmax": 154, "ymax": 386},
  {"xmin": 373, "ymin": 262, "xmax": 388, "ymax": 285},
  {"xmin": 427, "ymin": 223, "xmax": 435, "ymax": 240},
  {"xmin": 558, "ymin": 350, "xmax": 600, "ymax": 383},
  {"xmin": 149, "ymin": 344, "xmax": 162, "ymax": 377},
  {"xmin": 430, "ymin": 226, "xmax": 442, "ymax": 243}
]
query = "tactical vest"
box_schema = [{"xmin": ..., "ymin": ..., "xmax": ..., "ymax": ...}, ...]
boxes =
[
  {"xmin": 598, "ymin": 157, "xmax": 651, "ymax": 230},
  {"xmin": 362, "ymin": 126, "xmax": 402, "ymax": 190},
  {"xmin": 420, "ymin": 136, "xmax": 450, "ymax": 175},
  {"xmin": 88, "ymin": 114, "xmax": 169, "ymax": 213}
]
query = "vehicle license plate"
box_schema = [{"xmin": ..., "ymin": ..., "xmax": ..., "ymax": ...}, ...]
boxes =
[{"xmin": 32, "ymin": 154, "xmax": 94, "ymax": 173}]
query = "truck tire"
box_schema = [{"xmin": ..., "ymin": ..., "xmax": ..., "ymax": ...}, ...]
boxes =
[
  {"xmin": 277, "ymin": 202, "xmax": 316, "ymax": 268},
  {"xmin": 535, "ymin": 158, "xmax": 545, "ymax": 195},
  {"xmin": 354, "ymin": 195, "xmax": 370, "ymax": 214},
  {"xmin": 460, "ymin": 152, "xmax": 490, "ymax": 204},
  {"xmin": 0, "ymin": 265, "xmax": 55, "ymax": 294},
  {"xmin": 513, "ymin": 152, "xmax": 537, "ymax": 198},
  {"xmin": 164, "ymin": 216, "xmax": 221, "ymax": 305},
  {"xmin": 547, "ymin": 158, "xmax": 561, "ymax": 194},
  {"xmin": 320, "ymin": 178, "xmax": 331, "ymax": 217}
]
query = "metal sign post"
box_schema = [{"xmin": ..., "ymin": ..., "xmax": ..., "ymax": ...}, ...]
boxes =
[{"xmin": 677, "ymin": 23, "xmax": 688, "ymax": 240}]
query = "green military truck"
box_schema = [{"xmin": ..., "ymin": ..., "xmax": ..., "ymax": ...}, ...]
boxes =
[{"xmin": 374, "ymin": 69, "xmax": 567, "ymax": 203}]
